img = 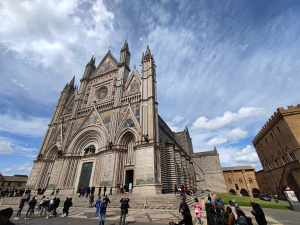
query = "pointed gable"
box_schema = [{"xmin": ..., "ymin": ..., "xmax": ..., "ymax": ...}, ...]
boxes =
[
  {"xmin": 100, "ymin": 111, "xmax": 111, "ymax": 131},
  {"xmin": 82, "ymin": 110, "xmax": 101, "ymax": 128},
  {"xmin": 92, "ymin": 51, "xmax": 118, "ymax": 78},
  {"xmin": 124, "ymin": 67, "xmax": 141, "ymax": 96}
]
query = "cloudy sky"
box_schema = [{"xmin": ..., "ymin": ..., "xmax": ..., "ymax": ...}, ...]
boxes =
[{"xmin": 1, "ymin": 0, "xmax": 300, "ymax": 176}]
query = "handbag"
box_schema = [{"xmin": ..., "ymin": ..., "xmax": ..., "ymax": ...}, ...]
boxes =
[{"xmin": 195, "ymin": 208, "xmax": 198, "ymax": 214}]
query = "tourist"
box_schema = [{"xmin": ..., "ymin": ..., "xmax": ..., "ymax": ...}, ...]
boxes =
[
  {"xmin": 214, "ymin": 195, "xmax": 224, "ymax": 207},
  {"xmin": 95, "ymin": 196, "xmax": 102, "ymax": 217},
  {"xmin": 175, "ymin": 184, "xmax": 178, "ymax": 196},
  {"xmin": 205, "ymin": 197, "xmax": 216, "ymax": 209},
  {"xmin": 81, "ymin": 187, "xmax": 86, "ymax": 197},
  {"xmin": 217, "ymin": 203, "xmax": 228, "ymax": 222},
  {"xmin": 0, "ymin": 208, "xmax": 15, "ymax": 225},
  {"xmin": 119, "ymin": 195, "xmax": 130, "ymax": 225},
  {"xmin": 179, "ymin": 198, "xmax": 190, "ymax": 219},
  {"xmin": 250, "ymin": 199, "xmax": 267, "ymax": 225},
  {"xmin": 99, "ymin": 186, "xmax": 102, "ymax": 196},
  {"xmin": 99, "ymin": 199, "xmax": 107, "ymax": 225},
  {"xmin": 109, "ymin": 186, "xmax": 113, "ymax": 195},
  {"xmin": 14, "ymin": 198, "xmax": 26, "ymax": 219},
  {"xmin": 222, "ymin": 206, "xmax": 235, "ymax": 225},
  {"xmin": 89, "ymin": 193, "xmax": 94, "ymax": 208},
  {"xmin": 46, "ymin": 197, "xmax": 55, "ymax": 218},
  {"xmin": 104, "ymin": 195, "xmax": 111, "ymax": 206},
  {"xmin": 103, "ymin": 186, "xmax": 107, "ymax": 196},
  {"xmin": 40, "ymin": 197, "xmax": 49, "ymax": 216},
  {"xmin": 91, "ymin": 186, "xmax": 95, "ymax": 195},
  {"xmin": 53, "ymin": 197, "xmax": 60, "ymax": 216},
  {"xmin": 235, "ymin": 207, "xmax": 248, "ymax": 225},
  {"xmin": 86, "ymin": 186, "xmax": 91, "ymax": 197},
  {"xmin": 205, "ymin": 200, "xmax": 216, "ymax": 225},
  {"xmin": 62, "ymin": 197, "xmax": 72, "ymax": 217},
  {"xmin": 24, "ymin": 196, "xmax": 37, "ymax": 220},
  {"xmin": 37, "ymin": 196, "xmax": 45, "ymax": 212},
  {"xmin": 228, "ymin": 200, "xmax": 237, "ymax": 219},
  {"xmin": 193, "ymin": 198, "xmax": 202, "ymax": 224},
  {"xmin": 56, "ymin": 188, "xmax": 60, "ymax": 195},
  {"xmin": 178, "ymin": 206, "xmax": 193, "ymax": 225},
  {"xmin": 215, "ymin": 208, "xmax": 224, "ymax": 225}
]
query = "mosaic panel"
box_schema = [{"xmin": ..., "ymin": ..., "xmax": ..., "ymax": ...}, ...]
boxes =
[
  {"xmin": 100, "ymin": 111, "xmax": 111, "ymax": 131},
  {"xmin": 99, "ymin": 58, "xmax": 116, "ymax": 73},
  {"xmin": 56, "ymin": 122, "xmax": 69, "ymax": 142},
  {"xmin": 82, "ymin": 111, "xmax": 101, "ymax": 128},
  {"xmin": 64, "ymin": 101, "xmax": 74, "ymax": 114},
  {"xmin": 71, "ymin": 118, "xmax": 84, "ymax": 136},
  {"xmin": 124, "ymin": 76, "xmax": 140, "ymax": 96},
  {"xmin": 123, "ymin": 113, "xmax": 135, "ymax": 128},
  {"xmin": 130, "ymin": 103, "xmax": 140, "ymax": 123},
  {"xmin": 120, "ymin": 107, "xmax": 127, "ymax": 121}
]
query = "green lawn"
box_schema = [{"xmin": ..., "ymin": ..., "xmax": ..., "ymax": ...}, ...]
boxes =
[{"xmin": 217, "ymin": 193, "xmax": 290, "ymax": 210}]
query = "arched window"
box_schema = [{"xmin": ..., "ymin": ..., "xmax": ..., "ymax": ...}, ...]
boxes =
[
  {"xmin": 126, "ymin": 139, "xmax": 135, "ymax": 165},
  {"xmin": 228, "ymin": 179, "xmax": 232, "ymax": 184}
]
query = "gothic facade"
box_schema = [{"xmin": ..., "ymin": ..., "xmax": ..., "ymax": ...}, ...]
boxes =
[{"xmin": 26, "ymin": 41, "xmax": 226, "ymax": 194}]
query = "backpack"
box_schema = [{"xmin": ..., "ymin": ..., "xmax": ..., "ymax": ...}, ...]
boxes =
[{"xmin": 245, "ymin": 216, "xmax": 253, "ymax": 225}]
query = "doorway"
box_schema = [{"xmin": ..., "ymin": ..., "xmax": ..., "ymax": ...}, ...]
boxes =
[
  {"xmin": 125, "ymin": 170, "xmax": 134, "ymax": 192},
  {"xmin": 77, "ymin": 162, "xmax": 93, "ymax": 192}
]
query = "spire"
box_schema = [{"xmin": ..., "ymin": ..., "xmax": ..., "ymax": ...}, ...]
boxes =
[
  {"xmin": 142, "ymin": 45, "xmax": 154, "ymax": 61},
  {"xmin": 214, "ymin": 146, "xmax": 218, "ymax": 154},
  {"xmin": 184, "ymin": 125, "xmax": 188, "ymax": 132},
  {"xmin": 86, "ymin": 55, "xmax": 96, "ymax": 68},
  {"xmin": 145, "ymin": 45, "xmax": 151, "ymax": 57},
  {"xmin": 69, "ymin": 76, "xmax": 75, "ymax": 88},
  {"xmin": 121, "ymin": 40, "xmax": 129, "ymax": 52}
]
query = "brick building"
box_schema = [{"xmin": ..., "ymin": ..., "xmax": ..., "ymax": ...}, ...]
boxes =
[
  {"xmin": 222, "ymin": 166, "xmax": 260, "ymax": 197},
  {"xmin": 0, "ymin": 174, "xmax": 28, "ymax": 190},
  {"xmin": 26, "ymin": 42, "xmax": 227, "ymax": 195},
  {"xmin": 253, "ymin": 105, "xmax": 300, "ymax": 200}
]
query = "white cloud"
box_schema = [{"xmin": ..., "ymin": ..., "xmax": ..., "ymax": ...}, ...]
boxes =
[
  {"xmin": 1, "ymin": 163, "xmax": 32, "ymax": 176},
  {"xmin": 172, "ymin": 115, "xmax": 184, "ymax": 123},
  {"xmin": 0, "ymin": 112, "xmax": 49, "ymax": 138},
  {"xmin": 17, "ymin": 163, "xmax": 32, "ymax": 172},
  {"xmin": 233, "ymin": 145, "xmax": 260, "ymax": 163},
  {"xmin": 192, "ymin": 107, "xmax": 266, "ymax": 130},
  {"xmin": 228, "ymin": 128, "xmax": 247, "ymax": 140},
  {"xmin": 207, "ymin": 137, "xmax": 227, "ymax": 146},
  {"xmin": 0, "ymin": 141, "xmax": 13, "ymax": 155},
  {"xmin": 11, "ymin": 79, "xmax": 25, "ymax": 88}
]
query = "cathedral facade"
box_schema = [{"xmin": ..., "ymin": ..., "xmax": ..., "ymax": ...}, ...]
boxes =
[{"xmin": 26, "ymin": 41, "xmax": 227, "ymax": 194}]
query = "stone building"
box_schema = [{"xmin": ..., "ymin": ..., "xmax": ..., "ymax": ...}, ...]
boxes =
[
  {"xmin": 253, "ymin": 105, "xmax": 300, "ymax": 200},
  {"xmin": 26, "ymin": 41, "xmax": 226, "ymax": 195},
  {"xmin": 222, "ymin": 166, "xmax": 260, "ymax": 197},
  {"xmin": 0, "ymin": 174, "xmax": 28, "ymax": 190}
]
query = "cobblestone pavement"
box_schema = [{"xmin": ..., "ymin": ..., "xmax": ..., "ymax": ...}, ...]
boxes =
[{"xmin": 1, "ymin": 205, "xmax": 299, "ymax": 225}]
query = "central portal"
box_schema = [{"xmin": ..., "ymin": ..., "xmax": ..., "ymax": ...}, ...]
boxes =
[
  {"xmin": 77, "ymin": 162, "xmax": 93, "ymax": 192},
  {"xmin": 125, "ymin": 170, "xmax": 134, "ymax": 191}
]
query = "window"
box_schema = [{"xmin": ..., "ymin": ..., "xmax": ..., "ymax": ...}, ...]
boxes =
[
  {"xmin": 281, "ymin": 156, "xmax": 288, "ymax": 164},
  {"xmin": 7, "ymin": 182, "xmax": 11, "ymax": 186},
  {"xmin": 17, "ymin": 182, "xmax": 22, "ymax": 186},
  {"xmin": 277, "ymin": 126, "xmax": 281, "ymax": 133},
  {"xmin": 260, "ymin": 143, "xmax": 263, "ymax": 148},
  {"xmin": 270, "ymin": 133, "xmax": 274, "ymax": 139},
  {"xmin": 239, "ymin": 178, "xmax": 243, "ymax": 184},
  {"xmin": 268, "ymin": 163, "xmax": 273, "ymax": 170},
  {"xmin": 265, "ymin": 138, "xmax": 268, "ymax": 144},
  {"xmin": 228, "ymin": 179, "xmax": 232, "ymax": 184},
  {"xmin": 274, "ymin": 159, "xmax": 279, "ymax": 167},
  {"xmin": 289, "ymin": 152, "xmax": 297, "ymax": 161},
  {"xmin": 249, "ymin": 178, "xmax": 253, "ymax": 184}
]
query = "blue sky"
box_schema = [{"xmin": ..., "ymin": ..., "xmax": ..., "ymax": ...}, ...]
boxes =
[{"xmin": 1, "ymin": 0, "xmax": 300, "ymax": 175}]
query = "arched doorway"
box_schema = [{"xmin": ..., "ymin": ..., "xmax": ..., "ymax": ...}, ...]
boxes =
[
  {"xmin": 252, "ymin": 188, "xmax": 261, "ymax": 198},
  {"xmin": 240, "ymin": 188, "xmax": 249, "ymax": 197},
  {"xmin": 229, "ymin": 189, "xmax": 237, "ymax": 195},
  {"xmin": 287, "ymin": 170, "xmax": 300, "ymax": 200}
]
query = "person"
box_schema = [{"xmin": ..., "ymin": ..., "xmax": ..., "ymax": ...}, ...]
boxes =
[
  {"xmin": 99, "ymin": 186, "xmax": 102, "ymax": 196},
  {"xmin": 81, "ymin": 187, "xmax": 85, "ymax": 197},
  {"xmin": 99, "ymin": 199, "xmax": 107, "ymax": 225},
  {"xmin": 14, "ymin": 198, "xmax": 26, "ymax": 219},
  {"xmin": 0, "ymin": 208, "xmax": 15, "ymax": 225},
  {"xmin": 40, "ymin": 197, "xmax": 49, "ymax": 216},
  {"xmin": 179, "ymin": 198, "xmax": 190, "ymax": 219},
  {"xmin": 217, "ymin": 203, "xmax": 228, "ymax": 222},
  {"xmin": 175, "ymin": 184, "xmax": 178, "ymax": 195},
  {"xmin": 51, "ymin": 188, "xmax": 55, "ymax": 195},
  {"xmin": 235, "ymin": 207, "xmax": 248, "ymax": 225},
  {"xmin": 215, "ymin": 208, "xmax": 224, "ymax": 225},
  {"xmin": 228, "ymin": 200, "xmax": 237, "ymax": 219},
  {"xmin": 109, "ymin": 187, "xmax": 113, "ymax": 195},
  {"xmin": 91, "ymin": 186, "xmax": 95, "ymax": 195},
  {"xmin": 46, "ymin": 197, "xmax": 55, "ymax": 218},
  {"xmin": 56, "ymin": 188, "xmax": 60, "ymax": 195},
  {"xmin": 37, "ymin": 196, "xmax": 45, "ymax": 212},
  {"xmin": 103, "ymin": 186, "xmax": 107, "ymax": 197},
  {"xmin": 62, "ymin": 197, "xmax": 72, "ymax": 217},
  {"xmin": 250, "ymin": 200, "xmax": 267, "ymax": 225},
  {"xmin": 194, "ymin": 198, "xmax": 202, "ymax": 224},
  {"xmin": 119, "ymin": 195, "xmax": 130, "ymax": 225},
  {"xmin": 232, "ymin": 199, "xmax": 239, "ymax": 207},
  {"xmin": 178, "ymin": 206, "xmax": 193, "ymax": 225},
  {"xmin": 222, "ymin": 206, "xmax": 235, "ymax": 225},
  {"xmin": 89, "ymin": 194, "xmax": 95, "ymax": 208},
  {"xmin": 53, "ymin": 197, "xmax": 60, "ymax": 216},
  {"xmin": 205, "ymin": 200, "xmax": 216, "ymax": 225},
  {"xmin": 24, "ymin": 196, "xmax": 37, "ymax": 220},
  {"xmin": 95, "ymin": 196, "xmax": 102, "ymax": 217},
  {"xmin": 104, "ymin": 195, "xmax": 111, "ymax": 206},
  {"xmin": 86, "ymin": 186, "xmax": 91, "ymax": 198},
  {"xmin": 205, "ymin": 197, "xmax": 216, "ymax": 209},
  {"xmin": 214, "ymin": 195, "xmax": 224, "ymax": 207}
]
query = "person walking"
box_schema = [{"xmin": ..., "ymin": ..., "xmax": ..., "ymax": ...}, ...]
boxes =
[
  {"xmin": 179, "ymin": 198, "xmax": 190, "ymax": 219},
  {"xmin": 39, "ymin": 197, "xmax": 49, "ymax": 216},
  {"xmin": 91, "ymin": 186, "xmax": 95, "ymax": 195},
  {"xmin": 175, "ymin": 184, "xmax": 178, "ymax": 196},
  {"xmin": 14, "ymin": 198, "xmax": 26, "ymax": 220},
  {"xmin": 178, "ymin": 206, "xmax": 193, "ymax": 225},
  {"xmin": 99, "ymin": 199, "xmax": 107, "ymax": 225},
  {"xmin": 24, "ymin": 196, "xmax": 37, "ymax": 220},
  {"xmin": 103, "ymin": 186, "xmax": 107, "ymax": 197},
  {"xmin": 53, "ymin": 197, "xmax": 60, "ymax": 216},
  {"xmin": 95, "ymin": 196, "xmax": 102, "ymax": 217},
  {"xmin": 86, "ymin": 186, "xmax": 91, "ymax": 198},
  {"xmin": 46, "ymin": 197, "xmax": 55, "ymax": 218},
  {"xmin": 205, "ymin": 200, "xmax": 216, "ymax": 225},
  {"xmin": 109, "ymin": 187, "xmax": 112, "ymax": 195},
  {"xmin": 89, "ymin": 194, "xmax": 94, "ymax": 208},
  {"xmin": 62, "ymin": 197, "xmax": 72, "ymax": 217},
  {"xmin": 119, "ymin": 195, "xmax": 130, "ymax": 225},
  {"xmin": 194, "ymin": 198, "xmax": 202, "ymax": 225},
  {"xmin": 250, "ymin": 200, "xmax": 267, "ymax": 225}
]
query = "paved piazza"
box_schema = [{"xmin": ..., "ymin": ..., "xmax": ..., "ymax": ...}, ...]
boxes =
[{"xmin": 1, "ymin": 205, "xmax": 300, "ymax": 225}]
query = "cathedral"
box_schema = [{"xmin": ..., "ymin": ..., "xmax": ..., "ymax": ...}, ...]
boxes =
[{"xmin": 26, "ymin": 41, "xmax": 227, "ymax": 194}]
